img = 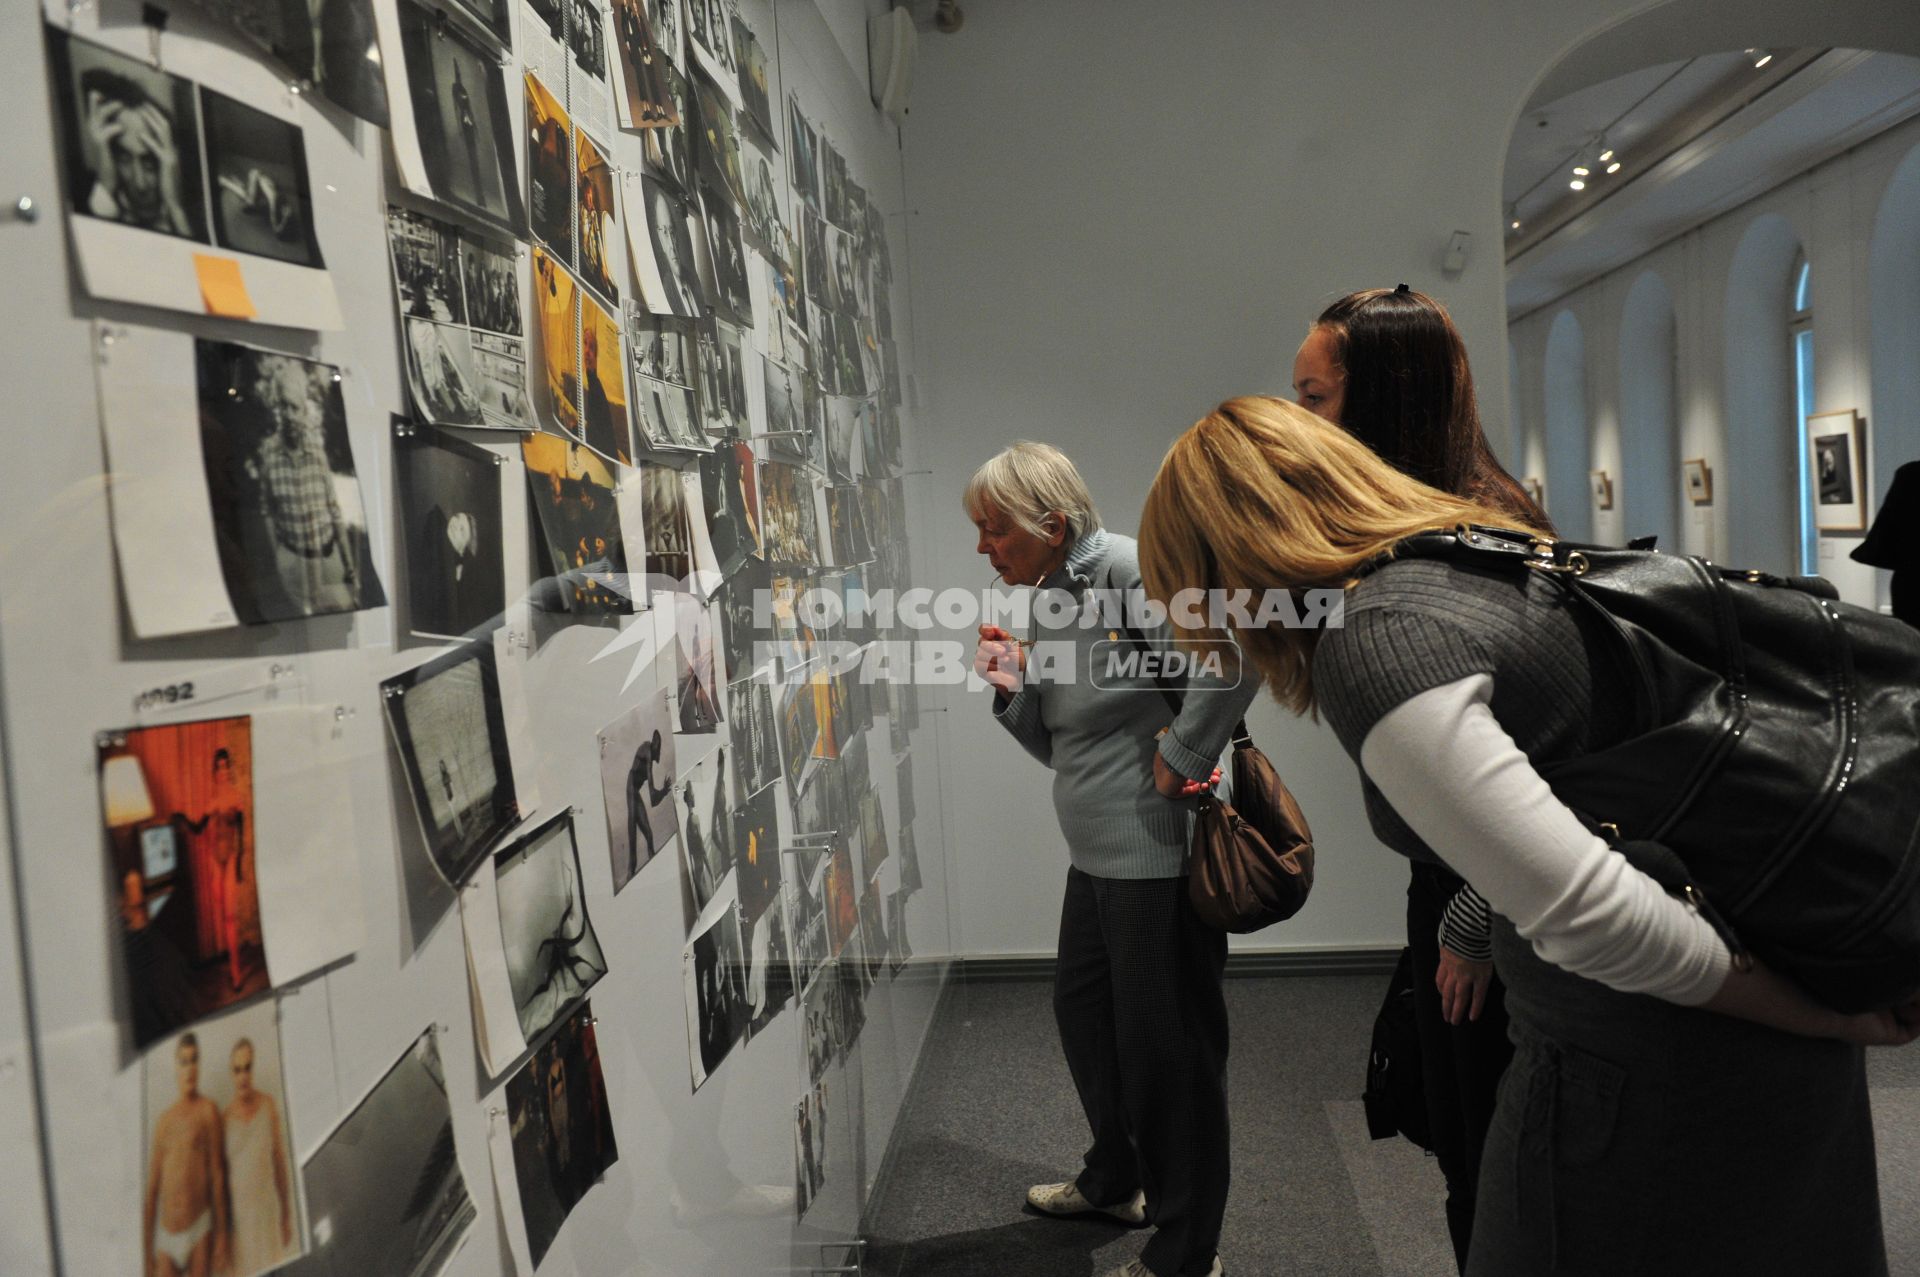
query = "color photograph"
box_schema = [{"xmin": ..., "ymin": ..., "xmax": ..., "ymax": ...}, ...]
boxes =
[
  {"xmin": 202, "ymin": 89, "xmax": 323, "ymax": 268},
  {"xmin": 532, "ymin": 246, "xmax": 582, "ymax": 437},
  {"xmin": 823, "ymin": 840, "xmax": 858, "ymax": 958},
  {"xmin": 140, "ymin": 998, "xmax": 304, "ymax": 1277},
  {"xmin": 101, "ymin": 717, "xmax": 266, "ymax": 1049},
  {"xmin": 691, "ymin": 71, "xmax": 746, "ymax": 210},
  {"xmin": 778, "ymin": 673, "xmax": 820, "ymax": 797},
  {"xmin": 285, "ymin": 1029, "xmax": 475, "ymax": 1277},
  {"xmin": 577, "ymin": 292, "xmax": 632, "ymax": 464},
  {"xmin": 525, "ymin": 72, "xmax": 574, "ymax": 261},
  {"xmin": 194, "ymin": 340, "xmax": 386, "ymax": 626},
  {"xmin": 576, "ymin": 127, "xmax": 620, "ymax": 307},
  {"xmin": 381, "ymin": 639, "xmax": 520, "ymax": 886},
  {"xmin": 504, "ymin": 1006, "xmax": 619, "ymax": 1268},
  {"xmin": 598, "ymin": 689, "xmax": 681, "ymax": 894},
  {"xmin": 732, "ymin": 15, "xmax": 773, "ymax": 144},
  {"xmin": 733, "ymin": 772, "xmax": 781, "ymax": 924},
  {"xmin": 523, "ymin": 431, "xmax": 634, "ymax": 614},
  {"xmin": 494, "ymin": 813, "xmax": 609, "ymax": 1046}
]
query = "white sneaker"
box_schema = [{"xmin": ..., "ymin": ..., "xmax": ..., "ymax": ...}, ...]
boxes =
[
  {"xmin": 1024, "ymin": 1180, "xmax": 1148, "ymax": 1226},
  {"xmin": 1101, "ymin": 1257, "xmax": 1223, "ymax": 1277}
]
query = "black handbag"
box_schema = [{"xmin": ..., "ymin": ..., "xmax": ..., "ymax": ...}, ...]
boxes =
[
  {"xmin": 1368, "ymin": 525, "xmax": 1920, "ymax": 1012},
  {"xmin": 1363, "ymin": 948, "xmax": 1431, "ymax": 1150}
]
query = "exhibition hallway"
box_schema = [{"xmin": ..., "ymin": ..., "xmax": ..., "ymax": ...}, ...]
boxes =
[{"xmin": 863, "ymin": 973, "xmax": 1920, "ymax": 1276}]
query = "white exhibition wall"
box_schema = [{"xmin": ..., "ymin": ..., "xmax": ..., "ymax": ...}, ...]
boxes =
[
  {"xmin": 0, "ymin": 0, "xmax": 960, "ymax": 1274},
  {"xmin": 1509, "ymin": 111, "xmax": 1920, "ymax": 610},
  {"xmin": 898, "ymin": 0, "xmax": 1690, "ymax": 959}
]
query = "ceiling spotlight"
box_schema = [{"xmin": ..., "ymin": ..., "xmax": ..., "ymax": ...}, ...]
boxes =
[
  {"xmin": 1598, "ymin": 149, "xmax": 1615, "ymax": 163},
  {"xmin": 1606, "ymin": 161, "xmax": 1622, "ymax": 174},
  {"xmin": 1570, "ymin": 178, "xmax": 1586, "ymax": 191},
  {"xmin": 1745, "ymin": 48, "xmax": 1773, "ymax": 69},
  {"xmin": 1507, "ymin": 204, "xmax": 1522, "ymax": 232},
  {"xmin": 1573, "ymin": 165, "xmax": 1590, "ymax": 177}
]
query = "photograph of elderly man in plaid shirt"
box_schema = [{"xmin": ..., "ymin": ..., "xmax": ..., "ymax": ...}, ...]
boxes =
[{"xmin": 198, "ymin": 340, "xmax": 385, "ymax": 624}]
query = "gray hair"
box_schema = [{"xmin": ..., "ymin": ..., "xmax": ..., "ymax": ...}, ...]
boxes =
[{"xmin": 962, "ymin": 441, "xmax": 1102, "ymax": 542}]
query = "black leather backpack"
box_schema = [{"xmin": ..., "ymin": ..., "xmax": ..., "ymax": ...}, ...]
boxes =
[{"xmin": 1381, "ymin": 525, "xmax": 1920, "ymax": 1013}]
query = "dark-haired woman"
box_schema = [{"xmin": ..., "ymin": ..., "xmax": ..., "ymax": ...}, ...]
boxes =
[{"xmin": 1293, "ymin": 286, "xmax": 1546, "ymax": 1269}]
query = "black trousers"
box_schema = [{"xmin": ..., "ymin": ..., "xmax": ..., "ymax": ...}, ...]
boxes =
[
  {"xmin": 1407, "ymin": 862, "xmax": 1514, "ymax": 1272},
  {"xmin": 1054, "ymin": 867, "xmax": 1230, "ymax": 1277}
]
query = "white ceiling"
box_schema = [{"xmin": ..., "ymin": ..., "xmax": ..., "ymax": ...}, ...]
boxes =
[{"xmin": 1504, "ymin": 49, "xmax": 1920, "ymax": 317}]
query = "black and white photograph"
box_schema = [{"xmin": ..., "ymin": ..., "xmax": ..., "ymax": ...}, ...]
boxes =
[
  {"xmin": 628, "ymin": 171, "xmax": 704, "ymax": 318},
  {"xmin": 799, "ymin": 956, "xmax": 837, "ymax": 1082},
  {"xmin": 691, "ymin": 71, "xmax": 747, "ymax": 211},
  {"xmin": 716, "ymin": 558, "xmax": 771, "ymax": 681},
  {"xmin": 826, "ymin": 484, "xmax": 873, "ymax": 567},
  {"xmin": 888, "ymin": 887, "xmax": 911, "ymax": 972},
  {"xmin": 697, "ymin": 181, "xmax": 753, "ymax": 323},
  {"xmin": 684, "ymin": 0, "xmax": 736, "ymax": 88},
  {"xmin": 859, "ymin": 786, "xmax": 891, "ymax": 879},
  {"xmin": 684, "ymin": 902, "xmax": 748, "ymax": 1090},
  {"xmin": 140, "ymin": 999, "xmax": 307, "ymax": 1277},
  {"xmin": 677, "ymin": 593, "xmax": 725, "ymax": 733},
  {"xmin": 788, "ymin": 95, "xmax": 820, "ymax": 214},
  {"xmin": 677, "ymin": 745, "xmax": 733, "ymax": 913},
  {"xmin": 396, "ymin": 424, "xmax": 506, "ymax": 639},
  {"xmin": 897, "ymin": 821, "xmax": 922, "ymax": 894},
  {"xmin": 696, "ymin": 318, "xmax": 751, "ymax": 437},
  {"xmin": 610, "ymin": 0, "xmax": 677, "ymax": 128},
  {"xmin": 646, "ymin": 0, "xmax": 682, "ymax": 65},
  {"xmin": 569, "ymin": 0, "xmax": 616, "ymax": 142},
  {"xmin": 187, "ymin": 0, "xmax": 390, "ymax": 127},
  {"xmin": 396, "ymin": 0, "xmax": 525, "ymax": 236},
  {"xmin": 742, "ymin": 145, "xmax": 782, "ymax": 258},
  {"xmin": 1809, "ymin": 410, "xmax": 1870, "ymax": 532},
  {"xmin": 821, "ymin": 139, "xmax": 850, "ymax": 231},
  {"xmin": 494, "ymin": 813, "xmax": 609, "ymax": 1046},
  {"xmin": 201, "ymin": 89, "xmax": 323, "ymax": 268},
  {"xmin": 523, "ymin": 432, "xmax": 636, "ymax": 614},
  {"xmin": 389, "ymin": 211, "xmax": 531, "ymax": 429},
  {"xmin": 762, "ymin": 355, "xmax": 812, "ymax": 463},
  {"xmin": 389, "ymin": 206, "xmax": 465, "ymax": 323},
  {"xmin": 381, "ymin": 638, "xmax": 520, "ymax": 886},
  {"xmin": 744, "ymin": 893, "xmax": 792, "ymax": 1038},
  {"xmin": 599, "ymin": 690, "xmax": 681, "ymax": 894},
  {"xmin": 793, "ymin": 751, "xmax": 842, "ymax": 842},
  {"xmin": 640, "ymin": 461, "xmax": 694, "ymax": 585},
  {"xmin": 732, "ymin": 14, "xmax": 774, "ymax": 145},
  {"xmin": 701, "ymin": 440, "xmax": 762, "ymax": 577},
  {"xmin": 643, "ymin": 61, "xmax": 694, "ymax": 191},
  {"xmin": 405, "ymin": 318, "xmax": 485, "ymax": 426},
  {"xmin": 465, "ymin": 237, "xmax": 522, "ymax": 335},
  {"xmin": 503, "ymin": 1006, "xmax": 619, "ymax": 1268},
  {"xmin": 520, "ymin": 0, "xmax": 568, "ymax": 98},
  {"xmin": 729, "ymin": 676, "xmax": 782, "ymax": 798},
  {"xmin": 794, "ymin": 1082, "xmax": 828, "ymax": 1218},
  {"xmin": 629, "ymin": 312, "xmax": 705, "ymax": 452},
  {"xmin": 195, "ymin": 340, "xmax": 385, "ymax": 625},
  {"xmin": 47, "ymin": 28, "xmax": 209, "ymax": 244},
  {"xmin": 286, "ymin": 1029, "xmax": 475, "ymax": 1277},
  {"xmin": 526, "ymin": 72, "xmax": 575, "ymax": 263},
  {"xmin": 447, "ymin": 0, "xmax": 514, "ymax": 45}
]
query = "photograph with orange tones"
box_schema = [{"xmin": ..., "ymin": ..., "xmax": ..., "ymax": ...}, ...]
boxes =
[
  {"xmin": 522, "ymin": 431, "xmax": 633, "ymax": 614},
  {"xmin": 524, "ymin": 72, "xmax": 572, "ymax": 261},
  {"xmin": 577, "ymin": 291, "xmax": 630, "ymax": 464},
  {"xmin": 575, "ymin": 127, "xmax": 619, "ymax": 308},
  {"xmin": 532, "ymin": 247, "xmax": 579, "ymax": 438},
  {"xmin": 99, "ymin": 716, "xmax": 269, "ymax": 1049}
]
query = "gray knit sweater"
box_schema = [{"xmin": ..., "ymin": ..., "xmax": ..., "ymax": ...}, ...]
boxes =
[
  {"xmin": 1311, "ymin": 556, "xmax": 1633, "ymax": 861},
  {"xmin": 992, "ymin": 528, "xmax": 1263, "ymax": 879}
]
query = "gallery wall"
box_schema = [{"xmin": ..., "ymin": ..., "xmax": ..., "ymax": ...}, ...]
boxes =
[
  {"xmin": 897, "ymin": 0, "xmax": 1669, "ymax": 958},
  {"xmin": 0, "ymin": 1, "xmax": 956, "ymax": 1276},
  {"xmin": 1508, "ymin": 107, "xmax": 1920, "ymax": 613}
]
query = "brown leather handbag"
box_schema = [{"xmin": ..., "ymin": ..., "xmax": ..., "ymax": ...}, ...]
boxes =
[{"xmin": 1186, "ymin": 718, "xmax": 1315, "ymax": 933}]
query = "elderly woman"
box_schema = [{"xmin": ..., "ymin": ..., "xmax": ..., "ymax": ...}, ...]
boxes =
[{"xmin": 968, "ymin": 441, "xmax": 1259, "ymax": 1277}]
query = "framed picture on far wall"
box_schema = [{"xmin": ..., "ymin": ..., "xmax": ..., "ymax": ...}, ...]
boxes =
[
  {"xmin": 1521, "ymin": 475, "xmax": 1545, "ymax": 509},
  {"xmin": 1683, "ymin": 457, "xmax": 1713, "ymax": 507},
  {"xmin": 1589, "ymin": 469, "xmax": 1614, "ymax": 511},
  {"xmin": 1808, "ymin": 410, "xmax": 1868, "ymax": 533}
]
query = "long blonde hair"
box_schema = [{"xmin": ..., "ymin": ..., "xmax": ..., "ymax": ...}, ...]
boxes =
[{"xmin": 1140, "ymin": 395, "xmax": 1550, "ymax": 713}]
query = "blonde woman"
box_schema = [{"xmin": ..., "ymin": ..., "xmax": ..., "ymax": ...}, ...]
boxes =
[
  {"xmin": 968, "ymin": 441, "xmax": 1257, "ymax": 1277},
  {"xmin": 1138, "ymin": 396, "xmax": 1919, "ymax": 1277}
]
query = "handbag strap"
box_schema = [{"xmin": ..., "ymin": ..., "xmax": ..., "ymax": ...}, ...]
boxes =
[{"xmin": 1100, "ymin": 558, "xmax": 1253, "ymax": 746}]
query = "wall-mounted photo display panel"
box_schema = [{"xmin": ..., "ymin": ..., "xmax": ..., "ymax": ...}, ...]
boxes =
[
  {"xmin": 140, "ymin": 997, "xmax": 308, "ymax": 1277},
  {"xmin": 94, "ymin": 327, "xmax": 385, "ymax": 637},
  {"xmin": 525, "ymin": 72, "xmax": 575, "ymax": 262},
  {"xmin": 46, "ymin": 26, "xmax": 343, "ymax": 327},
  {"xmin": 608, "ymin": 0, "xmax": 677, "ymax": 128},
  {"xmin": 383, "ymin": 0, "xmax": 527, "ymax": 240},
  {"xmin": 492, "ymin": 1005, "xmax": 619, "ymax": 1272},
  {"xmin": 628, "ymin": 310, "xmax": 706, "ymax": 453},
  {"xmin": 625, "ymin": 170, "xmax": 705, "ymax": 318},
  {"xmin": 463, "ymin": 812, "xmax": 608, "ymax": 1075},
  {"xmin": 522, "ymin": 431, "xmax": 637, "ymax": 613},
  {"xmin": 598, "ymin": 687, "xmax": 680, "ymax": 893},
  {"xmin": 395, "ymin": 423, "xmax": 509, "ymax": 640},
  {"xmin": 387, "ymin": 206, "xmax": 535, "ymax": 430},
  {"xmin": 676, "ymin": 743, "xmax": 732, "ymax": 913},
  {"xmin": 682, "ymin": 900, "xmax": 747, "ymax": 1091},
  {"xmin": 184, "ymin": 0, "xmax": 391, "ymax": 127},
  {"xmin": 381, "ymin": 636, "xmax": 523, "ymax": 887},
  {"xmin": 287, "ymin": 1028, "xmax": 476, "ymax": 1277}
]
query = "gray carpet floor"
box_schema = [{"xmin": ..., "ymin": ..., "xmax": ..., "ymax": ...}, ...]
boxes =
[{"xmin": 863, "ymin": 975, "xmax": 1920, "ymax": 1276}]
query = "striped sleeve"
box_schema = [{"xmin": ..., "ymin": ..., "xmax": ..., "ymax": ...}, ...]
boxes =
[{"xmin": 1438, "ymin": 883, "xmax": 1494, "ymax": 961}]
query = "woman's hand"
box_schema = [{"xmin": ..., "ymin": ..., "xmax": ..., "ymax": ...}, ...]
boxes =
[
  {"xmin": 1152, "ymin": 747, "xmax": 1221, "ymax": 799},
  {"xmin": 975, "ymin": 625, "xmax": 1025, "ymax": 696},
  {"xmin": 1436, "ymin": 946, "xmax": 1494, "ymax": 1024},
  {"xmin": 1831, "ymin": 992, "xmax": 1920, "ymax": 1048}
]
